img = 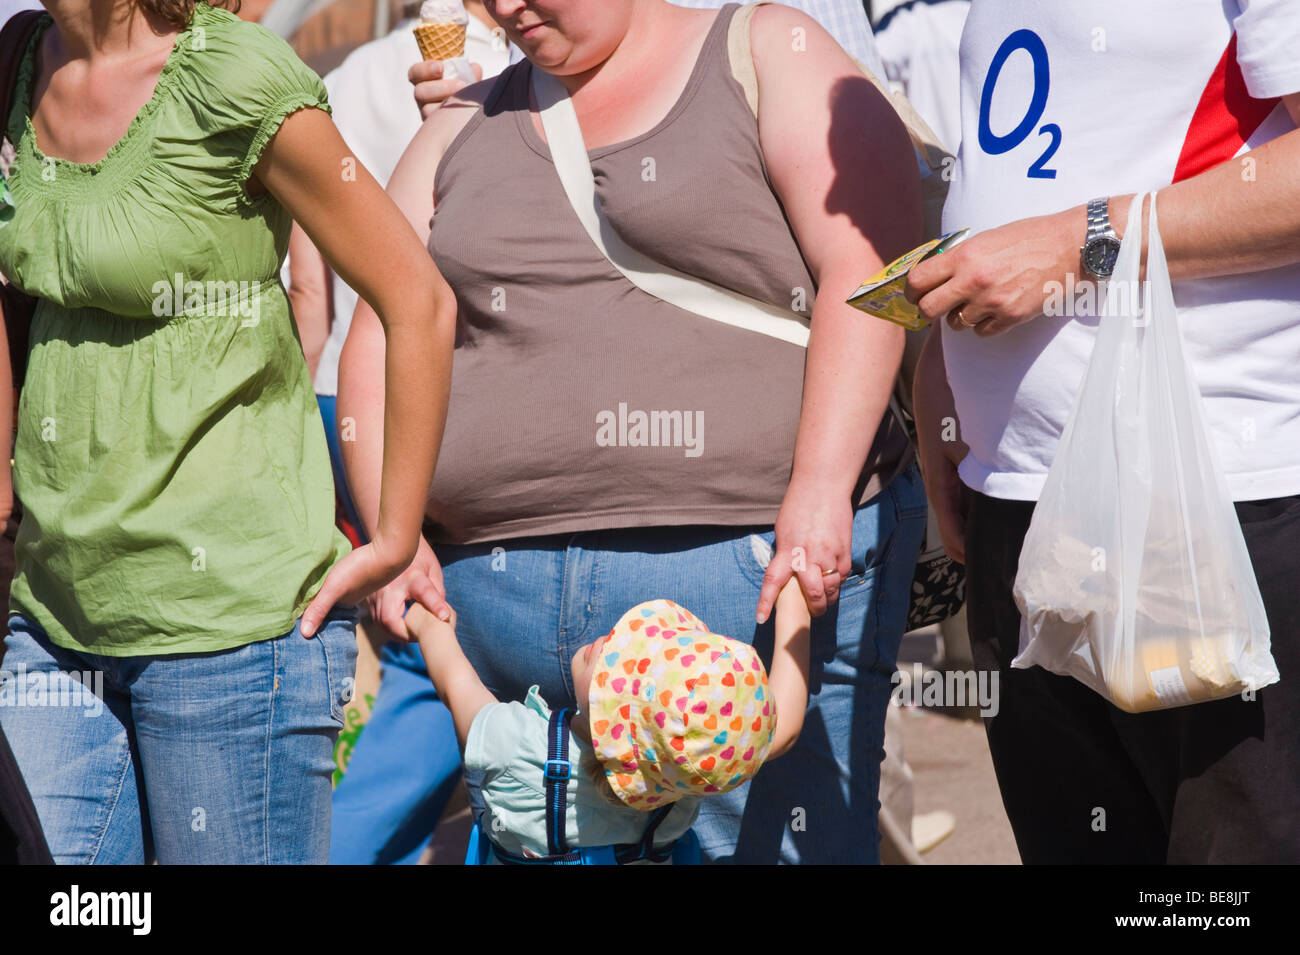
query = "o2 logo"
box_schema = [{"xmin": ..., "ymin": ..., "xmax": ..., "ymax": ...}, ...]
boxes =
[{"xmin": 978, "ymin": 29, "xmax": 1060, "ymax": 179}]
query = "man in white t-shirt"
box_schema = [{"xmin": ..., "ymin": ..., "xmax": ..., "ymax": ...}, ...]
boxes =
[{"xmin": 908, "ymin": 0, "xmax": 1300, "ymax": 863}]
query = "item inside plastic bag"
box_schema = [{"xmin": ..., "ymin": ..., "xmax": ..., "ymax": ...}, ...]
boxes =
[{"xmin": 1011, "ymin": 192, "xmax": 1279, "ymax": 713}]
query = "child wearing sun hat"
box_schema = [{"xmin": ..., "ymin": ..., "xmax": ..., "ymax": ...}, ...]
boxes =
[
  {"xmin": 406, "ymin": 584, "xmax": 810, "ymax": 862},
  {"xmin": 587, "ymin": 600, "xmax": 779, "ymax": 807}
]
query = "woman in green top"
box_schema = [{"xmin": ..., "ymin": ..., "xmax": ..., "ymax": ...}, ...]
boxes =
[{"xmin": 0, "ymin": 0, "xmax": 455, "ymax": 863}]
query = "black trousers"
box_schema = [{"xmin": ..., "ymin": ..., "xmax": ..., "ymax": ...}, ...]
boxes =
[{"xmin": 965, "ymin": 490, "xmax": 1300, "ymax": 864}]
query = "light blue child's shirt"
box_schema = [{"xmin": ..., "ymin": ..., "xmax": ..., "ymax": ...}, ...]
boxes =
[{"xmin": 464, "ymin": 685, "xmax": 700, "ymax": 859}]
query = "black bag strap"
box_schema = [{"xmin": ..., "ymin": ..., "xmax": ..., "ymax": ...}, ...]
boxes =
[
  {"xmin": 1, "ymin": 11, "xmax": 46, "ymax": 397},
  {"xmin": 0, "ymin": 11, "xmax": 45, "ymax": 153}
]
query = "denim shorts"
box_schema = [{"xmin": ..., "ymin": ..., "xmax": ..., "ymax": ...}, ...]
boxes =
[
  {"xmin": 0, "ymin": 604, "xmax": 359, "ymax": 864},
  {"xmin": 435, "ymin": 463, "xmax": 927, "ymax": 863}
]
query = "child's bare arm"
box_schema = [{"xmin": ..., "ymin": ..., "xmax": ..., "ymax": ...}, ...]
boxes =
[
  {"xmin": 767, "ymin": 578, "xmax": 812, "ymax": 759},
  {"xmin": 405, "ymin": 602, "xmax": 497, "ymax": 747}
]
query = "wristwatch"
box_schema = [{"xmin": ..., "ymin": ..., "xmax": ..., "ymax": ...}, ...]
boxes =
[{"xmin": 1081, "ymin": 196, "xmax": 1122, "ymax": 279}]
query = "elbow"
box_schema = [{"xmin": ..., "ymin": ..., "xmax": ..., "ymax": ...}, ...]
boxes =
[{"xmin": 377, "ymin": 271, "xmax": 458, "ymax": 347}]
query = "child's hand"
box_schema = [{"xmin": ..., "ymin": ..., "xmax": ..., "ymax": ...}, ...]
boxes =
[
  {"xmin": 767, "ymin": 577, "xmax": 813, "ymax": 760},
  {"xmin": 403, "ymin": 599, "xmax": 457, "ymax": 643},
  {"xmin": 405, "ymin": 599, "xmax": 494, "ymax": 748}
]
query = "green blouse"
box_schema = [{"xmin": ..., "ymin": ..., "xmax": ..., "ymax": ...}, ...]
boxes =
[{"xmin": 0, "ymin": 4, "xmax": 351, "ymax": 656}]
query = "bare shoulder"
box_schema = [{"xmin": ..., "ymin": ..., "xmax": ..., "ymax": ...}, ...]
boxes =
[
  {"xmin": 424, "ymin": 77, "xmax": 496, "ymax": 154},
  {"xmin": 749, "ymin": 2, "xmax": 858, "ymax": 77},
  {"xmin": 394, "ymin": 69, "xmax": 507, "ymax": 204}
]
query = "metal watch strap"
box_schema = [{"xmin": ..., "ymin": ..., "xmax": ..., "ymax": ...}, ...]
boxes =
[{"xmin": 1086, "ymin": 197, "xmax": 1113, "ymax": 242}]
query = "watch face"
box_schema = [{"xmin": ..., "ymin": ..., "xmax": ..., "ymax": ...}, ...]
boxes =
[{"xmin": 1083, "ymin": 236, "xmax": 1122, "ymax": 277}]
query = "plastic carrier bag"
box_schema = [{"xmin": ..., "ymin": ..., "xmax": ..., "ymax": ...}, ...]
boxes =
[{"xmin": 1011, "ymin": 192, "xmax": 1279, "ymax": 713}]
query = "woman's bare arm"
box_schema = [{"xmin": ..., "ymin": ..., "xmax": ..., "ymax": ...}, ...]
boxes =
[
  {"xmin": 251, "ymin": 106, "xmax": 457, "ymax": 635},
  {"xmin": 286, "ymin": 221, "xmax": 333, "ymax": 380},
  {"xmin": 750, "ymin": 4, "xmax": 924, "ymax": 622},
  {"xmin": 335, "ymin": 88, "xmax": 487, "ymax": 637}
]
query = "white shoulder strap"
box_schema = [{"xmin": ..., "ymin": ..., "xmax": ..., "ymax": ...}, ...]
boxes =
[
  {"xmin": 727, "ymin": 1, "xmax": 763, "ymax": 116},
  {"xmin": 530, "ymin": 65, "xmax": 811, "ymax": 348}
]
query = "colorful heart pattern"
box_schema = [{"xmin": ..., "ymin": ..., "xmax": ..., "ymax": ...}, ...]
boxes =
[{"xmin": 588, "ymin": 599, "xmax": 776, "ymax": 808}]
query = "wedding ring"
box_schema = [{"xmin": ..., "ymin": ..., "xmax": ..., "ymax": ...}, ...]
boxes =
[
  {"xmin": 955, "ymin": 308, "xmax": 977, "ymax": 328},
  {"xmin": 821, "ymin": 567, "xmax": 839, "ymax": 577}
]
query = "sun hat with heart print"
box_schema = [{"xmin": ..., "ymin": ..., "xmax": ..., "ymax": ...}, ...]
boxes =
[{"xmin": 586, "ymin": 599, "xmax": 776, "ymax": 808}]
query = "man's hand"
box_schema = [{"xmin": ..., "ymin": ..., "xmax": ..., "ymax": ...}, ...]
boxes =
[
  {"xmin": 905, "ymin": 205, "xmax": 1084, "ymax": 337},
  {"xmin": 409, "ymin": 58, "xmax": 484, "ymax": 119}
]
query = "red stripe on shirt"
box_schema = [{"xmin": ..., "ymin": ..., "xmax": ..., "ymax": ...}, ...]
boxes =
[{"xmin": 1172, "ymin": 34, "xmax": 1280, "ymax": 183}]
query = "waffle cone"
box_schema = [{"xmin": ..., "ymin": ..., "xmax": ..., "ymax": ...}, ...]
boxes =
[{"xmin": 414, "ymin": 21, "xmax": 468, "ymax": 61}]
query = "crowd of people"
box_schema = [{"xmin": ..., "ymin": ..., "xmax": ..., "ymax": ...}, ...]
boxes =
[{"xmin": 0, "ymin": 0, "xmax": 1297, "ymax": 866}]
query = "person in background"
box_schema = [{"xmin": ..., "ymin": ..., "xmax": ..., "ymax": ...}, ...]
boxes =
[
  {"xmin": 871, "ymin": 0, "xmax": 970, "ymax": 859},
  {"xmin": 288, "ymin": 0, "xmax": 409, "ymax": 75},
  {"xmin": 872, "ymin": 0, "xmax": 968, "ymax": 155},
  {"xmin": 908, "ymin": 0, "xmax": 1300, "ymax": 863},
  {"xmin": 286, "ymin": 0, "xmax": 508, "ymax": 865}
]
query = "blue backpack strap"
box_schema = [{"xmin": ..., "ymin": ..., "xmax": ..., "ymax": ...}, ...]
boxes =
[
  {"xmin": 579, "ymin": 845, "xmax": 619, "ymax": 865},
  {"xmin": 475, "ymin": 706, "xmax": 700, "ymax": 866},
  {"xmin": 464, "ymin": 816, "xmax": 492, "ymax": 866},
  {"xmin": 544, "ymin": 706, "xmax": 574, "ymax": 857},
  {"xmin": 474, "ymin": 708, "xmax": 585, "ymax": 865}
]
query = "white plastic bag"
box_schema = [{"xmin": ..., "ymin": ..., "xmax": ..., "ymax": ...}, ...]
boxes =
[{"xmin": 1012, "ymin": 192, "xmax": 1279, "ymax": 713}]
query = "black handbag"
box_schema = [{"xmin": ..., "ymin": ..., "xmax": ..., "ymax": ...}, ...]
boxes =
[
  {"xmin": 0, "ymin": 12, "xmax": 44, "ymax": 636},
  {"xmin": 890, "ymin": 400, "xmax": 966, "ymax": 632},
  {"xmin": 1, "ymin": 10, "xmax": 46, "ymax": 392}
]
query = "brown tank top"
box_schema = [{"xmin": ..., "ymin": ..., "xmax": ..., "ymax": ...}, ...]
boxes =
[{"xmin": 424, "ymin": 2, "xmax": 910, "ymax": 545}]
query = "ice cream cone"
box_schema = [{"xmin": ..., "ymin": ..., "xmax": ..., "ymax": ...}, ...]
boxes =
[{"xmin": 414, "ymin": 21, "xmax": 467, "ymax": 61}]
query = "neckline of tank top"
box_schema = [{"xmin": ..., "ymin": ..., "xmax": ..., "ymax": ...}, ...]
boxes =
[{"xmin": 513, "ymin": 2, "xmax": 738, "ymax": 164}]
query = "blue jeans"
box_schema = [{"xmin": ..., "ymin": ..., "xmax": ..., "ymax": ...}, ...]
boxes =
[
  {"xmin": 318, "ymin": 393, "xmax": 464, "ymax": 864},
  {"xmin": 439, "ymin": 464, "xmax": 927, "ymax": 864},
  {"xmin": 329, "ymin": 641, "xmax": 463, "ymax": 864},
  {"xmin": 0, "ymin": 606, "xmax": 359, "ymax": 864},
  {"xmin": 317, "ymin": 394, "xmax": 365, "ymax": 533}
]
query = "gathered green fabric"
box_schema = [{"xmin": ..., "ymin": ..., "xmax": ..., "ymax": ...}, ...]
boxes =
[{"xmin": 0, "ymin": 4, "xmax": 351, "ymax": 655}]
